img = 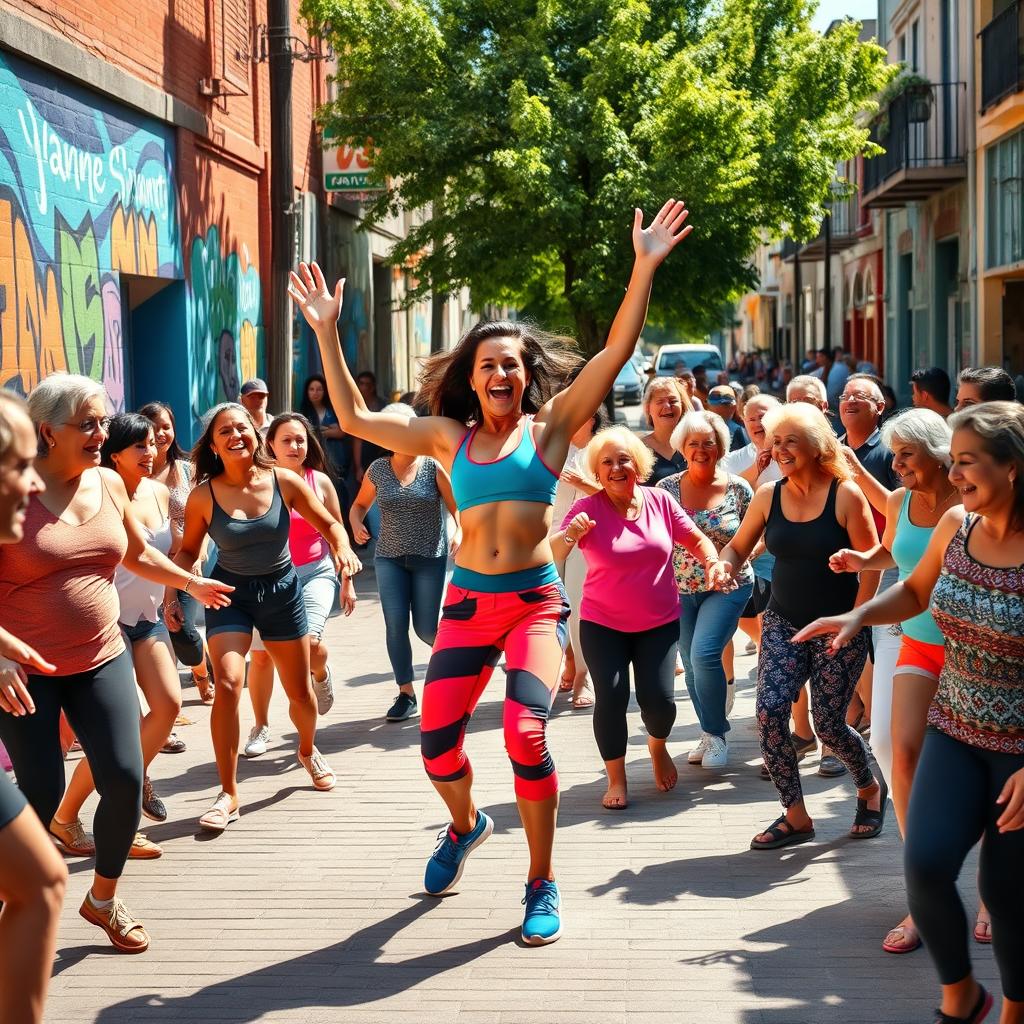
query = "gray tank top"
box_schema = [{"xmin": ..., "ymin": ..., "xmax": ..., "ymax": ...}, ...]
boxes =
[{"xmin": 209, "ymin": 471, "xmax": 291, "ymax": 576}]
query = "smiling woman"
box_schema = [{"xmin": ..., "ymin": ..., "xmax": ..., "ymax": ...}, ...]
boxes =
[{"xmin": 289, "ymin": 199, "xmax": 694, "ymax": 944}]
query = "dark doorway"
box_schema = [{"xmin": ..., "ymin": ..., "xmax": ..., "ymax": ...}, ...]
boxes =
[
  {"xmin": 372, "ymin": 262, "xmax": 393, "ymax": 396},
  {"xmin": 1004, "ymin": 281, "xmax": 1024, "ymax": 381},
  {"xmin": 933, "ymin": 238, "xmax": 960, "ymax": 372}
]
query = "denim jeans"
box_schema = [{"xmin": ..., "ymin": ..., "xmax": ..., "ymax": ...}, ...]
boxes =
[
  {"xmin": 375, "ymin": 554, "xmax": 448, "ymax": 684},
  {"xmin": 678, "ymin": 583, "xmax": 752, "ymax": 739}
]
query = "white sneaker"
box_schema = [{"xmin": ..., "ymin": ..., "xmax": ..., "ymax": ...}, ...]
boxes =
[
  {"xmin": 725, "ymin": 679, "xmax": 736, "ymax": 717},
  {"xmin": 244, "ymin": 725, "xmax": 270, "ymax": 758},
  {"xmin": 687, "ymin": 732, "xmax": 710, "ymax": 764},
  {"xmin": 701, "ymin": 735, "xmax": 729, "ymax": 768},
  {"xmin": 312, "ymin": 668, "xmax": 335, "ymax": 716}
]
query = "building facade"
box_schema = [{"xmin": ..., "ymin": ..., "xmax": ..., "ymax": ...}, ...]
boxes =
[{"xmin": 0, "ymin": 2, "xmax": 469, "ymax": 438}]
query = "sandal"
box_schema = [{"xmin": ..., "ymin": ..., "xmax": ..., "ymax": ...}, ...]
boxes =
[
  {"xmin": 882, "ymin": 921, "xmax": 922, "ymax": 954},
  {"xmin": 79, "ymin": 894, "xmax": 150, "ymax": 954},
  {"xmin": 750, "ymin": 815, "xmax": 815, "ymax": 851},
  {"xmin": 933, "ymin": 985, "xmax": 993, "ymax": 1023},
  {"xmin": 572, "ymin": 682, "xmax": 595, "ymax": 709},
  {"xmin": 160, "ymin": 732, "xmax": 186, "ymax": 754},
  {"xmin": 973, "ymin": 910, "xmax": 992, "ymax": 945},
  {"xmin": 199, "ymin": 792, "xmax": 239, "ymax": 832},
  {"xmin": 193, "ymin": 653, "xmax": 215, "ymax": 703},
  {"xmin": 850, "ymin": 778, "xmax": 888, "ymax": 839}
]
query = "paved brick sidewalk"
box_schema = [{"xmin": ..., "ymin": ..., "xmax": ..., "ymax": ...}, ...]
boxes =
[{"xmin": 45, "ymin": 573, "xmax": 996, "ymax": 1023}]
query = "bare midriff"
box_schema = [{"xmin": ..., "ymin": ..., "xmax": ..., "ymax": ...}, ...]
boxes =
[{"xmin": 455, "ymin": 500, "xmax": 554, "ymax": 575}]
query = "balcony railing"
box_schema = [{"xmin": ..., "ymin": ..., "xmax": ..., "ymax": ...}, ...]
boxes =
[
  {"xmin": 780, "ymin": 191, "xmax": 862, "ymax": 262},
  {"xmin": 862, "ymin": 81, "xmax": 967, "ymax": 208},
  {"xmin": 981, "ymin": 0, "xmax": 1024, "ymax": 113}
]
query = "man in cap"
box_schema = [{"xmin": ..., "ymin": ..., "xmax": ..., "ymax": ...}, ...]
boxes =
[
  {"xmin": 240, "ymin": 379, "xmax": 273, "ymax": 437},
  {"xmin": 706, "ymin": 385, "xmax": 748, "ymax": 451}
]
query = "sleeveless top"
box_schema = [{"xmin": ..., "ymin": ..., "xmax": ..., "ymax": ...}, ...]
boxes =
[
  {"xmin": 658, "ymin": 473, "xmax": 755, "ymax": 594},
  {"xmin": 929, "ymin": 515, "xmax": 1024, "ymax": 754},
  {"xmin": 0, "ymin": 475, "xmax": 128, "ymax": 674},
  {"xmin": 891, "ymin": 490, "xmax": 945, "ymax": 646},
  {"xmin": 450, "ymin": 416, "xmax": 558, "ymax": 512},
  {"xmin": 166, "ymin": 460, "xmax": 193, "ymax": 535},
  {"xmin": 367, "ymin": 457, "xmax": 447, "ymax": 559},
  {"xmin": 208, "ymin": 471, "xmax": 291, "ymax": 576},
  {"xmin": 643, "ymin": 448, "xmax": 686, "ymax": 487},
  {"xmin": 764, "ymin": 479, "xmax": 858, "ymax": 629},
  {"xmin": 115, "ymin": 488, "xmax": 173, "ymax": 626},
  {"xmin": 289, "ymin": 467, "xmax": 327, "ymax": 568}
]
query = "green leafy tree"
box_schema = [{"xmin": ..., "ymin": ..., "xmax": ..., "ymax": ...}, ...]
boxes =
[{"xmin": 302, "ymin": 0, "xmax": 890, "ymax": 352}]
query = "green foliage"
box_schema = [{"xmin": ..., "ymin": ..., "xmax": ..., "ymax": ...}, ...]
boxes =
[{"xmin": 302, "ymin": 0, "xmax": 890, "ymax": 350}]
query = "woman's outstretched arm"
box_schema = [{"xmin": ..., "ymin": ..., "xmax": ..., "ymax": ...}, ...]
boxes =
[
  {"xmin": 289, "ymin": 263, "xmax": 463, "ymax": 461},
  {"xmin": 539, "ymin": 200, "xmax": 693, "ymax": 441}
]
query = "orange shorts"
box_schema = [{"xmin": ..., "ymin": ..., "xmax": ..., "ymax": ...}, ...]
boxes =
[{"xmin": 893, "ymin": 634, "xmax": 945, "ymax": 682}]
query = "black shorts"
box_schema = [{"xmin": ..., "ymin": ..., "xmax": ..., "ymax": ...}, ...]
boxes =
[
  {"xmin": 206, "ymin": 564, "xmax": 308, "ymax": 642},
  {"xmin": 0, "ymin": 769, "xmax": 27, "ymax": 831},
  {"xmin": 742, "ymin": 576, "xmax": 772, "ymax": 619}
]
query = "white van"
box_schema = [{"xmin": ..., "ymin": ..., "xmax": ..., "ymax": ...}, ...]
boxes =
[{"xmin": 654, "ymin": 343, "xmax": 724, "ymax": 377}]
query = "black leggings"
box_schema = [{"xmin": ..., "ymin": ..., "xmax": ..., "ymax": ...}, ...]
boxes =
[
  {"xmin": 580, "ymin": 619, "xmax": 678, "ymax": 762},
  {"xmin": 0, "ymin": 650, "xmax": 143, "ymax": 880},
  {"xmin": 904, "ymin": 728, "xmax": 1024, "ymax": 1001}
]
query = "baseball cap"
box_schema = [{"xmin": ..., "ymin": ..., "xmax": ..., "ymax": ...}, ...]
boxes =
[
  {"xmin": 240, "ymin": 379, "xmax": 269, "ymax": 396},
  {"xmin": 708, "ymin": 387, "xmax": 735, "ymax": 405}
]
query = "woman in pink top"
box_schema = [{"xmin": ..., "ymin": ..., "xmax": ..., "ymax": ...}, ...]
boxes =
[
  {"xmin": 0, "ymin": 374, "xmax": 230, "ymax": 956},
  {"xmin": 551, "ymin": 426, "xmax": 729, "ymax": 809},
  {"xmin": 242, "ymin": 413, "xmax": 357, "ymax": 758}
]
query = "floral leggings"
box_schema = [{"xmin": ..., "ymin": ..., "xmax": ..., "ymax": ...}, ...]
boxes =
[{"xmin": 757, "ymin": 608, "xmax": 873, "ymax": 807}]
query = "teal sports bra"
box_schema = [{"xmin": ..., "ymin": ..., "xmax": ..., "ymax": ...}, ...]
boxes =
[
  {"xmin": 450, "ymin": 416, "xmax": 559, "ymax": 513},
  {"xmin": 891, "ymin": 490, "xmax": 945, "ymax": 647}
]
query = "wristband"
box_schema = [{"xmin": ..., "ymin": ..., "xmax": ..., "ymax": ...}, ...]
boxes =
[
  {"xmin": 564, "ymin": 532, "xmax": 577, "ymax": 547},
  {"xmin": 183, "ymin": 575, "xmax": 197, "ymax": 596}
]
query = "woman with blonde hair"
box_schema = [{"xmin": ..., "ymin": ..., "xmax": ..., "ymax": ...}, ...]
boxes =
[
  {"xmin": 640, "ymin": 378, "xmax": 692, "ymax": 486},
  {"xmin": 551, "ymin": 425, "xmax": 728, "ymax": 809},
  {"xmin": 718, "ymin": 402, "xmax": 885, "ymax": 849}
]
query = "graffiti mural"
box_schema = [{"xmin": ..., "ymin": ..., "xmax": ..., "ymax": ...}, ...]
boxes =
[
  {"xmin": 0, "ymin": 51, "xmax": 179, "ymax": 406},
  {"xmin": 187, "ymin": 225, "xmax": 263, "ymax": 424}
]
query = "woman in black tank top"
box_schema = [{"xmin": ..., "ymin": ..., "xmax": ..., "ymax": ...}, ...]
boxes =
[{"xmin": 718, "ymin": 403, "xmax": 887, "ymax": 850}]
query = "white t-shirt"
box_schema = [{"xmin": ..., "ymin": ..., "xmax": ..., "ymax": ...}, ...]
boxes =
[{"xmin": 721, "ymin": 442, "xmax": 782, "ymax": 488}]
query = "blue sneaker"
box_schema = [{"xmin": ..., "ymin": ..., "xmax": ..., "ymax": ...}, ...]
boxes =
[
  {"xmin": 521, "ymin": 878, "xmax": 562, "ymax": 945},
  {"xmin": 423, "ymin": 810, "xmax": 493, "ymax": 896}
]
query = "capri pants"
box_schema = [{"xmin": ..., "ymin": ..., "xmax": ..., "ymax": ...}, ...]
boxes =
[
  {"xmin": 420, "ymin": 576, "xmax": 569, "ymax": 801},
  {"xmin": 0, "ymin": 649, "xmax": 143, "ymax": 879},
  {"xmin": 579, "ymin": 618, "xmax": 679, "ymax": 762}
]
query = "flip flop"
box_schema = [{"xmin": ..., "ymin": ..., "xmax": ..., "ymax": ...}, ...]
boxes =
[
  {"xmin": 572, "ymin": 683, "xmax": 595, "ymax": 709},
  {"xmin": 199, "ymin": 792, "xmax": 239, "ymax": 832},
  {"xmin": 558, "ymin": 679, "xmax": 574, "ymax": 693},
  {"xmin": 750, "ymin": 815, "xmax": 815, "ymax": 850},
  {"xmin": 850, "ymin": 777, "xmax": 888, "ymax": 839},
  {"xmin": 973, "ymin": 914, "xmax": 992, "ymax": 945},
  {"xmin": 883, "ymin": 923, "xmax": 922, "ymax": 954}
]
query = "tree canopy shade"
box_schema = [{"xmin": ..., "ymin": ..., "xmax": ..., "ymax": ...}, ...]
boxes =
[{"xmin": 302, "ymin": 0, "xmax": 891, "ymax": 352}]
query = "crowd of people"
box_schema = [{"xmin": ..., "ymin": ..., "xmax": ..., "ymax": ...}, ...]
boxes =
[{"xmin": 0, "ymin": 198, "xmax": 1021, "ymax": 1024}]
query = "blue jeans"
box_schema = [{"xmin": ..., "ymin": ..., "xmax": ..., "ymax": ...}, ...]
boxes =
[
  {"xmin": 375, "ymin": 554, "xmax": 448, "ymax": 684},
  {"xmin": 678, "ymin": 583, "xmax": 752, "ymax": 739}
]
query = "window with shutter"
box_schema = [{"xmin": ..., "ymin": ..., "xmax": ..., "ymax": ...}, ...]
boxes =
[{"xmin": 218, "ymin": 0, "xmax": 251, "ymax": 94}]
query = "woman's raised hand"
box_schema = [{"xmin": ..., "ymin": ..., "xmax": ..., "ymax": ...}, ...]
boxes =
[
  {"xmin": 190, "ymin": 577, "xmax": 234, "ymax": 609},
  {"xmin": 288, "ymin": 262, "xmax": 345, "ymax": 332},
  {"xmin": 632, "ymin": 199, "xmax": 693, "ymax": 268},
  {"xmin": 565, "ymin": 512, "xmax": 597, "ymax": 544}
]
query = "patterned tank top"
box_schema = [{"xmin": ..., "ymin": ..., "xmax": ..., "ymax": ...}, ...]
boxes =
[{"xmin": 929, "ymin": 514, "xmax": 1024, "ymax": 754}]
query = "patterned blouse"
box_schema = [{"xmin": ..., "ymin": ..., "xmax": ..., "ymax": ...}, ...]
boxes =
[
  {"xmin": 929, "ymin": 514, "xmax": 1024, "ymax": 754},
  {"xmin": 167, "ymin": 460, "xmax": 193, "ymax": 535},
  {"xmin": 657, "ymin": 473, "xmax": 754, "ymax": 594},
  {"xmin": 367, "ymin": 457, "xmax": 448, "ymax": 560}
]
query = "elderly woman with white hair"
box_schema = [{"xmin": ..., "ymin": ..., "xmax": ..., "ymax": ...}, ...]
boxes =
[
  {"xmin": 827, "ymin": 407, "xmax": 968, "ymax": 955},
  {"xmin": 658, "ymin": 411, "xmax": 754, "ymax": 768},
  {"xmin": 718, "ymin": 403, "xmax": 884, "ymax": 849},
  {"xmin": 551, "ymin": 426, "xmax": 728, "ymax": 809},
  {"xmin": 0, "ymin": 373, "xmax": 231, "ymax": 953},
  {"xmin": 350, "ymin": 403, "xmax": 460, "ymax": 723}
]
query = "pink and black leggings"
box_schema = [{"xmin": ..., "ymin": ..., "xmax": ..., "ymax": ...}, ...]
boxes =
[{"xmin": 420, "ymin": 566, "xmax": 569, "ymax": 802}]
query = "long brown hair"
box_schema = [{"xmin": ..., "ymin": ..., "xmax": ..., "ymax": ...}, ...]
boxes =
[
  {"xmin": 265, "ymin": 412, "xmax": 331, "ymax": 474},
  {"xmin": 191, "ymin": 403, "xmax": 275, "ymax": 483},
  {"xmin": 417, "ymin": 320, "xmax": 582, "ymax": 424}
]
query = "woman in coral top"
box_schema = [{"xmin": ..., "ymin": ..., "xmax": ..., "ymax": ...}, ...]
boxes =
[{"xmin": 0, "ymin": 374, "xmax": 231, "ymax": 955}]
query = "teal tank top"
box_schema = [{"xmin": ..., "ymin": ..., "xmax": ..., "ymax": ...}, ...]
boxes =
[
  {"xmin": 890, "ymin": 490, "xmax": 945, "ymax": 646},
  {"xmin": 450, "ymin": 416, "xmax": 559, "ymax": 513}
]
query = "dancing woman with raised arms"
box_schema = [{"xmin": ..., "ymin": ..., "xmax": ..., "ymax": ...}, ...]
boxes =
[{"xmin": 290, "ymin": 199, "xmax": 692, "ymax": 945}]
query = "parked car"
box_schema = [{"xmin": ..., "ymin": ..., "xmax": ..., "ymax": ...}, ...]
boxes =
[
  {"xmin": 654, "ymin": 343, "xmax": 724, "ymax": 377},
  {"xmin": 614, "ymin": 359, "xmax": 643, "ymax": 405}
]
